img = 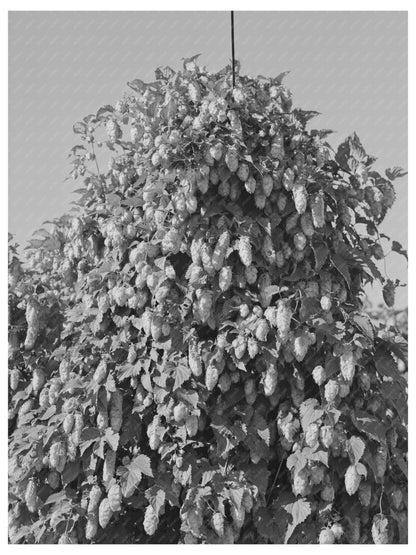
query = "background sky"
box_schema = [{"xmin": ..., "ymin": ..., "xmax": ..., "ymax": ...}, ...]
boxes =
[{"xmin": 8, "ymin": 11, "xmax": 407, "ymax": 308}]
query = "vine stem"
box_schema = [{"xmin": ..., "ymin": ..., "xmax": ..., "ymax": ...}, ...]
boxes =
[
  {"xmin": 91, "ymin": 141, "xmax": 103, "ymax": 182},
  {"xmin": 266, "ymin": 456, "xmax": 285, "ymax": 505},
  {"xmin": 379, "ymin": 482, "xmax": 385, "ymax": 515}
]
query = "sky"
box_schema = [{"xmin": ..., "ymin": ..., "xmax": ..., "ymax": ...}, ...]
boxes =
[{"xmin": 8, "ymin": 11, "xmax": 407, "ymax": 308}]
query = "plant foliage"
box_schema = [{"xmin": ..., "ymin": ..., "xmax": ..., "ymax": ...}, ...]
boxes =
[{"xmin": 8, "ymin": 56, "xmax": 407, "ymax": 544}]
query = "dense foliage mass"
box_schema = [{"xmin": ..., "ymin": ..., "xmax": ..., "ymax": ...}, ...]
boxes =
[{"xmin": 8, "ymin": 55, "xmax": 408, "ymax": 544}]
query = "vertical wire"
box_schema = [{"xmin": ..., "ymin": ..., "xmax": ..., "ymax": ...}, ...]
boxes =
[{"xmin": 231, "ymin": 11, "xmax": 236, "ymax": 87}]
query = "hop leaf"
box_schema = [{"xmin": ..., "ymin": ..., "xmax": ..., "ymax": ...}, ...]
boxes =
[
  {"xmin": 284, "ymin": 498, "xmax": 312, "ymax": 543},
  {"xmin": 212, "ymin": 512, "xmax": 224, "ymax": 537},
  {"xmin": 230, "ymin": 504, "xmax": 245, "ymax": 529},
  {"xmin": 385, "ymin": 167, "xmax": 407, "ymax": 181},
  {"xmin": 383, "ymin": 279, "xmax": 395, "ymax": 307}
]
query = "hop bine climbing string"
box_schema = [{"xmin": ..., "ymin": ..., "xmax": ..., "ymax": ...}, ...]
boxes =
[{"xmin": 231, "ymin": 11, "xmax": 236, "ymax": 87}]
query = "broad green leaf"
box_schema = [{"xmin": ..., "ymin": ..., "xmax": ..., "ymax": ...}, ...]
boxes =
[
  {"xmin": 96, "ymin": 105, "xmax": 114, "ymax": 119},
  {"xmin": 351, "ymin": 313, "xmax": 374, "ymax": 341},
  {"xmin": 105, "ymin": 193, "xmax": 121, "ymax": 208},
  {"xmin": 173, "ymin": 362, "xmax": 191, "ymax": 391},
  {"xmin": 311, "ymin": 241, "xmax": 329, "ymax": 271},
  {"xmin": 62, "ymin": 461, "xmax": 80, "ymax": 486},
  {"xmin": 374, "ymin": 346, "xmax": 403, "ymax": 383},
  {"xmin": 385, "ymin": 167, "xmax": 407, "ymax": 181},
  {"xmin": 39, "ymin": 406, "xmax": 56, "ymax": 421},
  {"xmin": 299, "ymin": 298, "xmax": 320, "ymax": 322},
  {"xmin": 263, "ymin": 285, "xmax": 281, "ymax": 297},
  {"xmin": 121, "ymin": 459, "xmax": 143, "ymax": 498},
  {"xmin": 287, "ymin": 450, "xmax": 308, "ymax": 473},
  {"xmin": 257, "ymin": 427, "xmax": 271, "ymax": 446},
  {"xmin": 243, "ymin": 460, "xmax": 271, "ymax": 497},
  {"xmin": 141, "ymin": 370, "xmax": 152, "ymax": 393},
  {"xmin": 228, "ymin": 487, "xmax": 245, "ymax": 510},
  {"xmin": 324, "ymin": 356, "xmax": 341, "ymax": 378},
  {"xmin": 254, "ymin": 505, "xmax": 287, "ymax": 543},
  {"xmin": 44, "ymin": 491, "xmax": 67, "ymax": 505},
  {"xmin": 330, "ymin": 253, "xmax": 351, "ymax": 287},
  {"xmin": 380, "ymin": 382, "xmax": 407, "ymax": 423},
  {"xmin": 80, "ymin": 436, "xmax": 100, "ymax": 456},
  {"xmin": 201, "ymin": 470, "xmax": 217, "ymax": 487},
  {"xmin": 272, "ymin": 70, "xmax": 291, "ymax": 84},
  {"xmin": 391, "ymin": 447, "xmax": 408, "ymax": 478},
  {"xmin": 335, "ymin": 132, "xmax": 371, "ymax": 173},
  {"xmin": 391, "ymin": 240, "xmax": 408, "ymax": 260},
  {"xmin": 283, "ymin": 498, "xmax": 312, "ymax": 543},
  {"xmin": 351, "ymin": 410, "xmax": 386, "ymax": 444},
  {"xmin": 355, "ymin": 462, "xmax": 367, "ymax": 478},
  {"xmin": 173, "ymin": 462, "xmax": 192, "ymax": 487},
  {"xmin": 303, "ymin": 447, "xmax": 328, "ymax": 467},
  {"xmin": 73, "ymin": 121, "xmax": 87, "ymax": 135},
  {"xmin": 176, "ymin": 389, "xmax": 199, "ymax": 408},
  {"xmin": 145, "ymin": 487, "xmax": 166, "ymax": 516},
  {"xmin": 131, "ymin": 453, "xmax": 153, "ymax": 477},
  {"xmin": 81, "ymin": 427, "xmax": 100, "ymax": 442},
  {"xmin": 286, "ymin": 452, "xmax": 298, "ymax": 471},
  {"xmin": 211, "ymin": 421, "xmax": 242, "ymax": 457},
  {"xmin": 104, "ymin": 428, "xmax": 120, "ymax": 451},
  {"xmin": 299, "ymin": 398, "xmax": 324, "ymax": 431}
]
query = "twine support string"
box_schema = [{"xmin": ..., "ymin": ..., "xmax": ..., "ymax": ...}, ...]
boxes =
[{"xmin": 231, "ymin": 11, "xmax": 236, "ymax": 87}]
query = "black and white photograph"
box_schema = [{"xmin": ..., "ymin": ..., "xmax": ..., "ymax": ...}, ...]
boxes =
[{"xmin": 6, "ymin": 5, "xmax": 410, "ymax": 545}]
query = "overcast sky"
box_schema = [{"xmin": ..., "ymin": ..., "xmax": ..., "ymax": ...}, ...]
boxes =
[{"xmin": 9, "ymin": 11, "xmax": 407, "ymax": 307}]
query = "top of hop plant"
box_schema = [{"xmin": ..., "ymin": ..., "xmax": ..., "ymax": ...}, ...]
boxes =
[{"xmin": 65, "ymin": 53, "xmax": 406, "ymax": 305}]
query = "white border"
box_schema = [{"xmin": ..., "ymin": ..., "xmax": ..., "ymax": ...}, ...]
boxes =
[
  {"xmin": 1, "ymin": 1, "xmax": 413, "ymax": 10},
  {"xmin": 2, "ymin": 3, "xmax": 412, "ymax": 553}
]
